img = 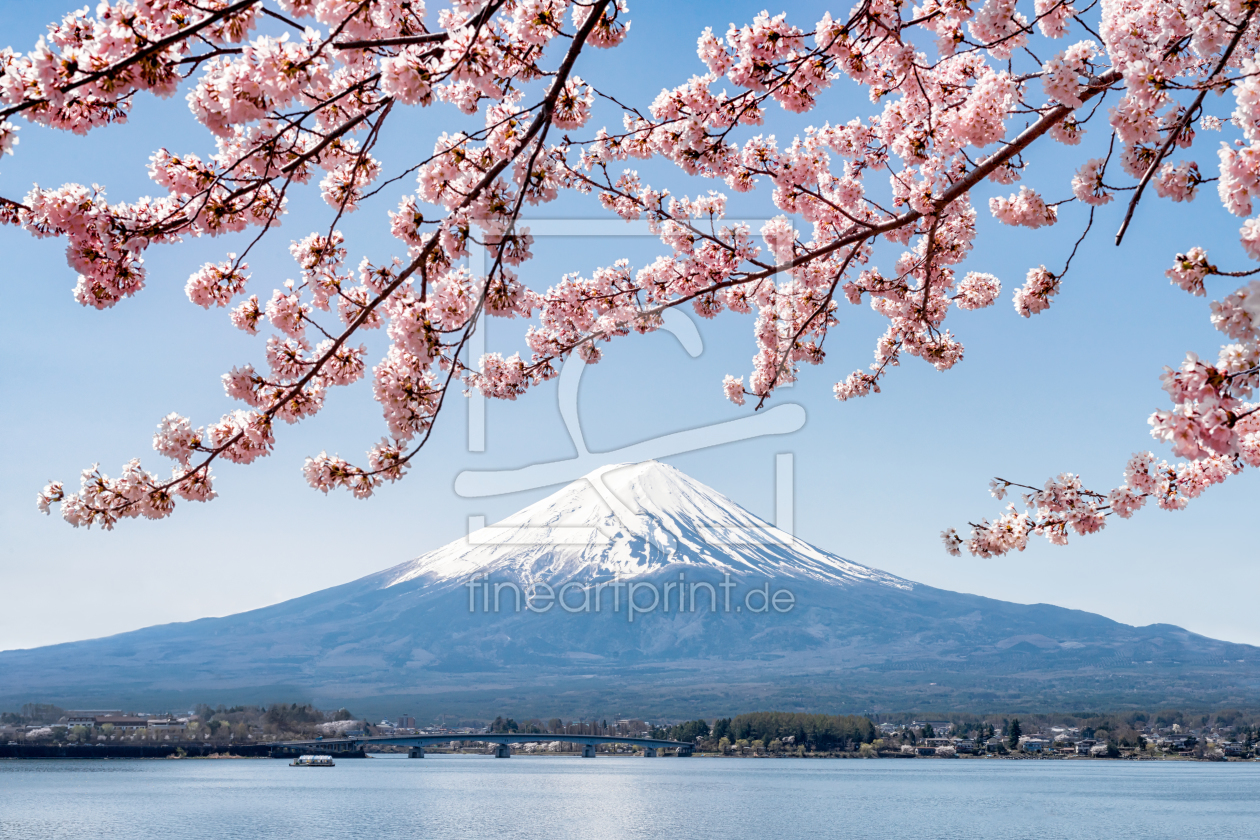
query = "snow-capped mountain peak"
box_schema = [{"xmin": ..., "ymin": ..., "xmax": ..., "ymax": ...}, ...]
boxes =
[{"xmin": 384, "ymin": 460, "xmax": 908, "ymax": 590}]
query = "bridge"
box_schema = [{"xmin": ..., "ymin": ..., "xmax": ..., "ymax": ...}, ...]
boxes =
[{"xmin": 273, "ymin": 733, "xmax": 694, "ymax": 759}]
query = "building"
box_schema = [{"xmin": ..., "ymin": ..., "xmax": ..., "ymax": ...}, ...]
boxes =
[
  {"xmin": 952, "ymin": 738, "xmax": 977, "ymax": 753},
  {"xmin": 1075, "ymin": 739, "xmax": 1097, "ymax": 755},
  {"xmin": 59, "ymin": 712, "xmax": 150, "ymax": 733},
  {"xmin": 61, "ymin": 711, "xmax": 122, "ymax": 727},
  {"xmin": 1020, "ymin": 737, "xmax": 1048, "ymax": 753},
  {"xmin": 147, "ymin": 718, "xmax": 188, "ymax": 737},
  {"xmin": 93, "ymin": 715, "xmax": 150, "ymax": 732},
  {"xmin": 397, "ymin": 715, "xmax": 416, "ymax": 729}
]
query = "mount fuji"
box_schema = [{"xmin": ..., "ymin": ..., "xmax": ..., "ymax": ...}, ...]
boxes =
[{"xmin": 2, "ymin": 461, "xmax": 1257, "ymax": 717}]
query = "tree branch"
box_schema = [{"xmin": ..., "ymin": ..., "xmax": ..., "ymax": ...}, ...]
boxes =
[
  {"xmin": 1115, "ymin": 9, "xmax": 1255, "ymax": 245},
  {"xmin": 0, "ymin": 0, "xmax": 258, "ymax": 122}
]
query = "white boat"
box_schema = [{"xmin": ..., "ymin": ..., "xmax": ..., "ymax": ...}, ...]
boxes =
[{"xmin": 290, "ymin": 754, "xmax": 335, "ymax": 767}]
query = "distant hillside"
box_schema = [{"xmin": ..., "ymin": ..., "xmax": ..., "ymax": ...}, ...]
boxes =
[{"xmin": 3, "ymin": 462, "xmax": 1257, "ymax": 718}]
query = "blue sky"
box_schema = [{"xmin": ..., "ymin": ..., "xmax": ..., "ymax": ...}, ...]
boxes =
[{"xmin": 1, "ymin": 0, "xmax": 1256, "ymax": 652}]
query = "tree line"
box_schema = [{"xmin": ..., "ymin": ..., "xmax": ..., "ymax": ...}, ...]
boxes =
[{"xmin": 654, "ymin": 713, "xmax": 877, "ymax": 752}]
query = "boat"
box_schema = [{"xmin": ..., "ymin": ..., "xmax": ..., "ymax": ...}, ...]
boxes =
[{"xmin": 290, "ymin": 754, "xmax": 335, "ymax": 767}]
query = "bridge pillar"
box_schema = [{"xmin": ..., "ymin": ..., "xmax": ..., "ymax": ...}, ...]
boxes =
[
  {"xmin": 643, "ymin": 747, "xmax": 657, "ymax": 757},
  {"xmin": 581, "ymin": 744, "xmax": 596, "ymax": 758},
  {"xmin": 408, "ymin": 747, "xmax": 425, "ymax": 758},
  {"xmin": 678, "ymin": 745, "xmax": 693, "ymax": 756},
  {"xmin": 493, "ymin": 743, "xmax": 511, "ymax": 758}
]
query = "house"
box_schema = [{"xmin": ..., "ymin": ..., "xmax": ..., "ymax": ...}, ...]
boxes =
[
  {"xmin": 1020, "ymin": 737, "xmax": 1048, "ymax": 753},
  {"xmin": 952, "ymin": 738, "xmax": 977, "ymax": 753},
  {"xmin": 1075, "ymin": 739, "xmax": 1097, "ymax": 755},
  {"xmin": 62, "ymin": 711, "xmax": 122, "ymax": 727},
  {"xmin": 147, "ymin": 718, "xmax": 188, "ymax": 737},
  {"xmin": 985, "ymin": 737, "xmax": 1005, "ymax": 753},
  {"xmin": 1222, "ymin": 742, "xmax": 1248, "ymax": 757},
  {"xmin": 923, "ymin": 737, "xmax": 953, "ymax": 749}
]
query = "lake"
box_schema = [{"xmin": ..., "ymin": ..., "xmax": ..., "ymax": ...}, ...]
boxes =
[{"xmin": 2, "ymin": 754, "xmax": 1258, "ymax": 839}]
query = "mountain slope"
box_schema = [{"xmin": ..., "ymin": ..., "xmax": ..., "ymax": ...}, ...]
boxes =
[
  {"xmin": 2, "ymin": 461, "xmax": 1257, "ymax": 717},
  {"xmin": 386, "ymin": 460, "xmax": 905, "ymax": 589}
]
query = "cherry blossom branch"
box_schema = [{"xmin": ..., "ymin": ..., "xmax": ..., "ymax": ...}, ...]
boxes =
[
  {"xmin": 14, "ymin": 1, "xmax": 1259, "ymax": 546},
  {"xmin": 0, "ymin": 0, "xmax": 258, "ymax": 121},
  {"xmin": 334, "ymin": 33, "xmax": 448, "ymax": 50},
  {"xmin": 1114, "ymin": 7, "xmax": 1255, "ymax": 245},
  {"xmin": 35, "ymin": 0, "xmax": 614, "ymax": 523}
]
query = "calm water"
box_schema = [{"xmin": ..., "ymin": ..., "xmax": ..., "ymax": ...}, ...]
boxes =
[{"xmin": 2, "ymin": 754, "xmax": 1258, "ymax": 839}]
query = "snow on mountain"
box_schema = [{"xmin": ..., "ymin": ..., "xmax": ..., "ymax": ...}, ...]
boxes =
[{"xmin": 384, "ymin": 460, "xmax": 909, "ymax": 591}]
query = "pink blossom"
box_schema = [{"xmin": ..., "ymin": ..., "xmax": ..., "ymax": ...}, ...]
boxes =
[
  {"xmin": 1154, "ymin": 161, "xmax": 1202, "ymax": 203},
  {"xmin": 230, "ymin": 296, "xmax": 263, "ymax": 334},
  {"xmin": 153, "ymin": 414, "xmax": 201, "ymax": 465},
  {"xmin": 1165, "ymin": 248, "xmax": 1212, "ymax": 296},
  {"xmin": 1013, "ymin": 267, "xmax": 1060, "ymax": 317},
  {"xmin": 1071, "ymin": 158, "xmax": 1113, "ymax": 205},
  {"xmin": 1210, "ymin": 284, "xmax": 1259, "ymax": 341},
  {"xmin": 1041, "ymin": 41, "xmax": 1098, "ymax": 108},
  {"xmin": 990, "ymin": 187, "xmax": 1057, "ymax": 229},
  {"xmin": 955, "ymin": 272, "xmax": 1001, "ymax": 310},
  {"xmin": 760, "ymin": 216, "xmax": 797, "ymax": 263},
  {"xmin": 186, "ymin": 257, "xmax": 249, "ymax": 308},
  {"xmin": 969, "ymin": 0, "xmax": 1028, "ymax": 59},
  {"xmin": 12, "ymin": 0, "xmax": 1260, "ymax": 540},
  {"xmin": 1241, "ymin": 219, "xmax": 1260, "ymax": 262},
  {"xmin": 553, "ymin": 77, "xmax": 594, "ymax": 130},
  {"xmin": 1035, "ymin": 0, "xmax": 1076, "ymax": 38},
  {"xmin": 0, "ymin": 120, "xmax": 17, "ymax": 158}
]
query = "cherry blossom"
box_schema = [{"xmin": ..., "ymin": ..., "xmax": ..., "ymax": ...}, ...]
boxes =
[
  {"xmin": 1012, "ymin": 267, "xmax": 1060, "ymax": 317},
  {"xmin": 2, "ymin": 0, "xmax": 1255, "ymax": 553}
]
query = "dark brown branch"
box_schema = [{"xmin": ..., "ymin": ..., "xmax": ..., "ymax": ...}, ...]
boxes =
[{"xmin": 334, "ymin": 33, "xmax": 448, "ymax": 50}]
